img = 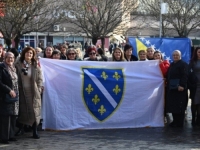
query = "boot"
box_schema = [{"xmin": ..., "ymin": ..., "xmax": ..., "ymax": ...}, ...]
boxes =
[
  {"xmin": 32, "ymin": 122, "xmax": 40, "ymax": 139},
  {"xmin": 15, "ymin": 124, "xmax": 24, "ymax": 136},
  {"xmin": 191, "ymin": 104, "xmax": 197, "ymax": 127},
  {"xmin": 196, "ymin": 115, "xmax": 200, "ymax": 126}
]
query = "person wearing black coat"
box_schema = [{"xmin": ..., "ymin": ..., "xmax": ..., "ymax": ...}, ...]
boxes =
[
  {"xmin": 188, "ymin": 47, "xmax": 200, "ymax": 126},
  {"xmin": 166, "ymin": 50, "xmax": 188, "ymax": 127},
  {"xmin": 0, "ymin": 52, "xmax": 19, "ymax": 144}
]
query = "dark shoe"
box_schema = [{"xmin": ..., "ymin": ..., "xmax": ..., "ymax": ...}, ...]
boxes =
[
  {"xmin": 32, "ymin": 122, "xmax": 40, "ymax": 139},
  {"xmin": 15, "ymin": 129, "xmax": 24, "ymax": 136},
  {"xmin": 33, "ymin": 134, "xmax": 40, "ymax": 139},
  {"xmin": 169, "ymin": 122, "xmax": 183, "ymax": 127},
  {"xmin": 9, "ymin": 138, "xmax": 17, "ymax": 141},
  {"xmin": 169, "ymin": 122, "xmax": 176, "ymax": 127},
  {"xmin": 196, "ymin": 116, "xmax": 200, "ymax": 126},
  {"xmin": 192, "ymin": 119, "xmax": 196, "ymax": 127},
  {"xmin": 1, "ymin": 140, "xmax": 9, "ymax": 144}
]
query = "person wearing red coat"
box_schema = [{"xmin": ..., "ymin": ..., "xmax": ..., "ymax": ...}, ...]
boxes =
[
  {"xmin": 153, "ymin": 51, "xmax": 170, "ymax": 78},
  {"xmin": 154, "ymin": 50, "xmax": 170, "ymax": 124}
]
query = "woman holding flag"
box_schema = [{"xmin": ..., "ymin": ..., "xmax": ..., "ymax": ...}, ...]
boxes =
[
  {"xmin": 166, "ymin": 50, "xmax": 188, "ymax": 127},
  {"xmin": 146, "ymin": 47, "xmax": 155, "ymax": 60},
  {"xmin": 153, "ymin": 51, "xmax": 170, "ymax": 77},
  {"xmin": 112, "ymin": 47, "xmax": 125, "ymax": 61}
]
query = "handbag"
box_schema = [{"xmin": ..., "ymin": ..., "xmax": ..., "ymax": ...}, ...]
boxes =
[
  {"xmin": 4, "ymin": 94, "xmax": 19, "ymax": 103},
  {"xmin": 169, "ymin": 79, "xmax": 180, "ymax": 90}
]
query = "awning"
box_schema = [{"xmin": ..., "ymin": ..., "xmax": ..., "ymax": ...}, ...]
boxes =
[{"xmin": 192, "ymin": 39, "xmax": 200, "ymax": 45}]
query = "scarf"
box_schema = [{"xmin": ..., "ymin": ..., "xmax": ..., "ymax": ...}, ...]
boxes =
[{"xmin": 3, "ymin": 62, "xmax": 17, "ymax": 80}]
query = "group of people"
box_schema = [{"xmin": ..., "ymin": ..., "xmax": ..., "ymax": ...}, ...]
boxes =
[
  {"xmin": 0, "ymin": 43, "xmax": 200, "ymax": 144},
  {"xmin": 0, "ymin": 47, "xmax": 43, "ymax": 144}
]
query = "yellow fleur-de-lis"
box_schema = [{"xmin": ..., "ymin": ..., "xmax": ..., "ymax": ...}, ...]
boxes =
[
  {"xmin": 101, "ymin": 71, "xmax": 108, "ymax": 80},
  {"xmin": 113, "ymin": 85, "xmax": 121, "ymax": 95},
  {"xmin": 85, "ymin": 84, "xmax": 93, "ymax": 94},
  {"xmin": 98, "ymin": 105, "xmax": 106, "ymax": 115},
  {"xmin": 113, "ymin": 72, "xmax": 121, "ymax": 81},
  {"xmin": 92, "ymin": 94, "xmax": 100, "ymax": 105}
]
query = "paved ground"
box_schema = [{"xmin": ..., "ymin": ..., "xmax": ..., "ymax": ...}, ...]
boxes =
[{"xmin": 0, "ymin": 100, "xmax": 200, "ymax": 150}]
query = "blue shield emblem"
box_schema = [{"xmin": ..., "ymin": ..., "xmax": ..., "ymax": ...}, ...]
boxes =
[{"xmin": 82, "ymin": 68, "xmax": 125, "ymax": 122}]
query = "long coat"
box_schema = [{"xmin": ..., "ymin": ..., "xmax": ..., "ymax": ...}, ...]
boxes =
[
  {"xmin": 166, "ymin": 60, "xmax": 188, "ymax": 114},
  {"xmin": 0, "ymin": 63, "xmax": 19, "ymax": 115},
  {"xmin": 15, "ymin": 60, "xmax": 43, "ymax": 126},
  {"xmin": 188, "ymin": 61, "xmax": 198, "ymax": 100}
]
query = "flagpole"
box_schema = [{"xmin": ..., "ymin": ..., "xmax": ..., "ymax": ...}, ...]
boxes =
[{"xmin": 159, "ymin": 0, "xmax": 162, "ymax": 38}]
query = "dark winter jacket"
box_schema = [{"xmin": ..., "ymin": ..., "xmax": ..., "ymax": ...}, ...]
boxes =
[
  {"xmin": 0, "ymin": 63, "xmax": 18, "ymax": 115},
  {"xmin": 188, "ymin": 61, "xmax": 198, "ymax": 99},
  {"xmin": 124, "ymin": 55, "xmax": 138, "ymax": 61},
  {"xmin": 166, "ymin": 60, "xmax": 188, "ymax": 113}
]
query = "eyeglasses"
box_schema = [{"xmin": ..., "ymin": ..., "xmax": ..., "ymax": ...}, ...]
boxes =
[
  {"xmin": 89, "ymin": 53, "xmax": 96, "ymax": 55},
  {"xmin": 68, "ymin": 53, "xmax": 75, "ymax": 56},
  {"xmin": 6, "ymin": 57, "xmax": 14, "ymax": 59}
]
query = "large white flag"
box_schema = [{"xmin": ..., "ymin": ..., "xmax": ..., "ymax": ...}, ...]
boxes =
[{"xmin": 40, "ymin": 58, "xmax": 164, "ymax": 130}]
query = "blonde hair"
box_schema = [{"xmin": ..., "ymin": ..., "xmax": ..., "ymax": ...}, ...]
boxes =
[
  {"xmin": 112, "ymin": 47, "xmax": 125, "ymax": 61},
  {"xmin": 146, "ymin": 47, "xmax": 155, "ymax": 52},
  {"xmin": 75, "ymin": 48, "xmax": 82, "ymax": 59},
  {"xmin": 138, "ymin": 50, "xmax": 146, "ymax": 55},
  {"xmin": 35, "ymin": 47, "xmax": 42, "ymax": 53}
]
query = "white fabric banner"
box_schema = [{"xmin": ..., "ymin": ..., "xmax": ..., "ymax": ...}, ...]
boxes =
[{"xmin": 40, "ymin": 58, "xmax": 164, "ymax": 130}]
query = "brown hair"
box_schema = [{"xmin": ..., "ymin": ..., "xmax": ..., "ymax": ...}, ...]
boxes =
[
  {"xmin": 20, "ymin": 47, "xmax": 37, "ymax": 64},
  {"xmin": 153, "ymin": 50, "xmax": 163, "ymax": 60},
  {"xmin": 191, "ymin": 47, "xmax": 200, "ymax": 63},
  {"xmin": 112, "ymin": 47, "xmax": 125, "ymax": 61}
]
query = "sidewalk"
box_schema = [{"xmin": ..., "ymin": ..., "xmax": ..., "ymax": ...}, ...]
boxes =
[{"xmin": 0, "ymin": 100, "xmax": 199, "ymax": 150}]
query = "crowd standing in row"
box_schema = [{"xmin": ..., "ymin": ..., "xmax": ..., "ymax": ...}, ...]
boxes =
[{"xmin": 0, "ymin": 43, "xmax": 200, "ymax": 144}]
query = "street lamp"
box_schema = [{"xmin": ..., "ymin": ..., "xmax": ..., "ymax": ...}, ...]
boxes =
[{"xmin": 159, "ymin": 1, "xmax": 168, "ymax": 37}]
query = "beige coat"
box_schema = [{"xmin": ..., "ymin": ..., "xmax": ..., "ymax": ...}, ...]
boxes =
[{"xmin": 15, "ymin": 60, "xmax": 43, "ymax": 126}]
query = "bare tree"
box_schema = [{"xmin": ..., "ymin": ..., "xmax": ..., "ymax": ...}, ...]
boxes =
[
  {"xmin": 62, "ymin": 0, "xmax": 138, "ymax": 47},
  {"xmin": 0, "ymin": 0, "xmax": 61, "ymax": 48},
  {"xmin": 140, "ymin": 0, "xmax": 200, "ymax": 37}
]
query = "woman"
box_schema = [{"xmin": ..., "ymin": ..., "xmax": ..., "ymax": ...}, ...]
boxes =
[
  {"xmin": 15, "ymin": 47, "xmax": 43, "ymax": 139},
  {"xmin": 138, "ymin": 50, "xmax": 148, "ymax": 61},
  {"xmin": 112, "ymin": 47, "xmax": 125, "ymax": 61},
  {"xmin": 67, "ymin": 49, "xmax": 81, "ymax": 61},
  {"xmin": 154, "ymin": 51, "xmax": 170, "ymax": 122},
  {"xmin": 0, "ymin": 52, "xmax": 19, "ymax": 144},
  {"xmin": 7, "ymin": 48, "xmax": 19, "ymax": 60},
  {"xmin": 60, "ymin": 45, "xmax": 68, "ymax": 60},
  {"xmin": 35, "ymin": 47, "xmax": 43, "ymax": 58},
  {"xmin": 52, "ymin": 50, "xmax": 61, "ymax": 59},
  {"xmin": 123, "ymin": 44, "xmax": 138, "ymax": 61},
  {"xmin": 146, "ymin": 47, "xmax": 155, "ymax": 60},
  {"xmin": 188, "ymin": 47, "xmax": 200, "ymax": 126},
  {"xmin": 97, "ymin": 48, "xmax": 108, "ymax": 61},
  {"xmin": 84, "ymin": 46, "xmax": 102, "ymax": 61},
  {"xmin": 153, "ymin": 51, "xmax": 170, "ymax": 77},
  {"xmin": 166, "ymin": 50, "xmax": 188, "ymax": 127},
  {"xmin": 75, "ymin": 48, "xmax": 83, "ymax": 60},
  {"xmin": 44, "ymin": 46, "xmax": 53, "ymax": 58}
]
